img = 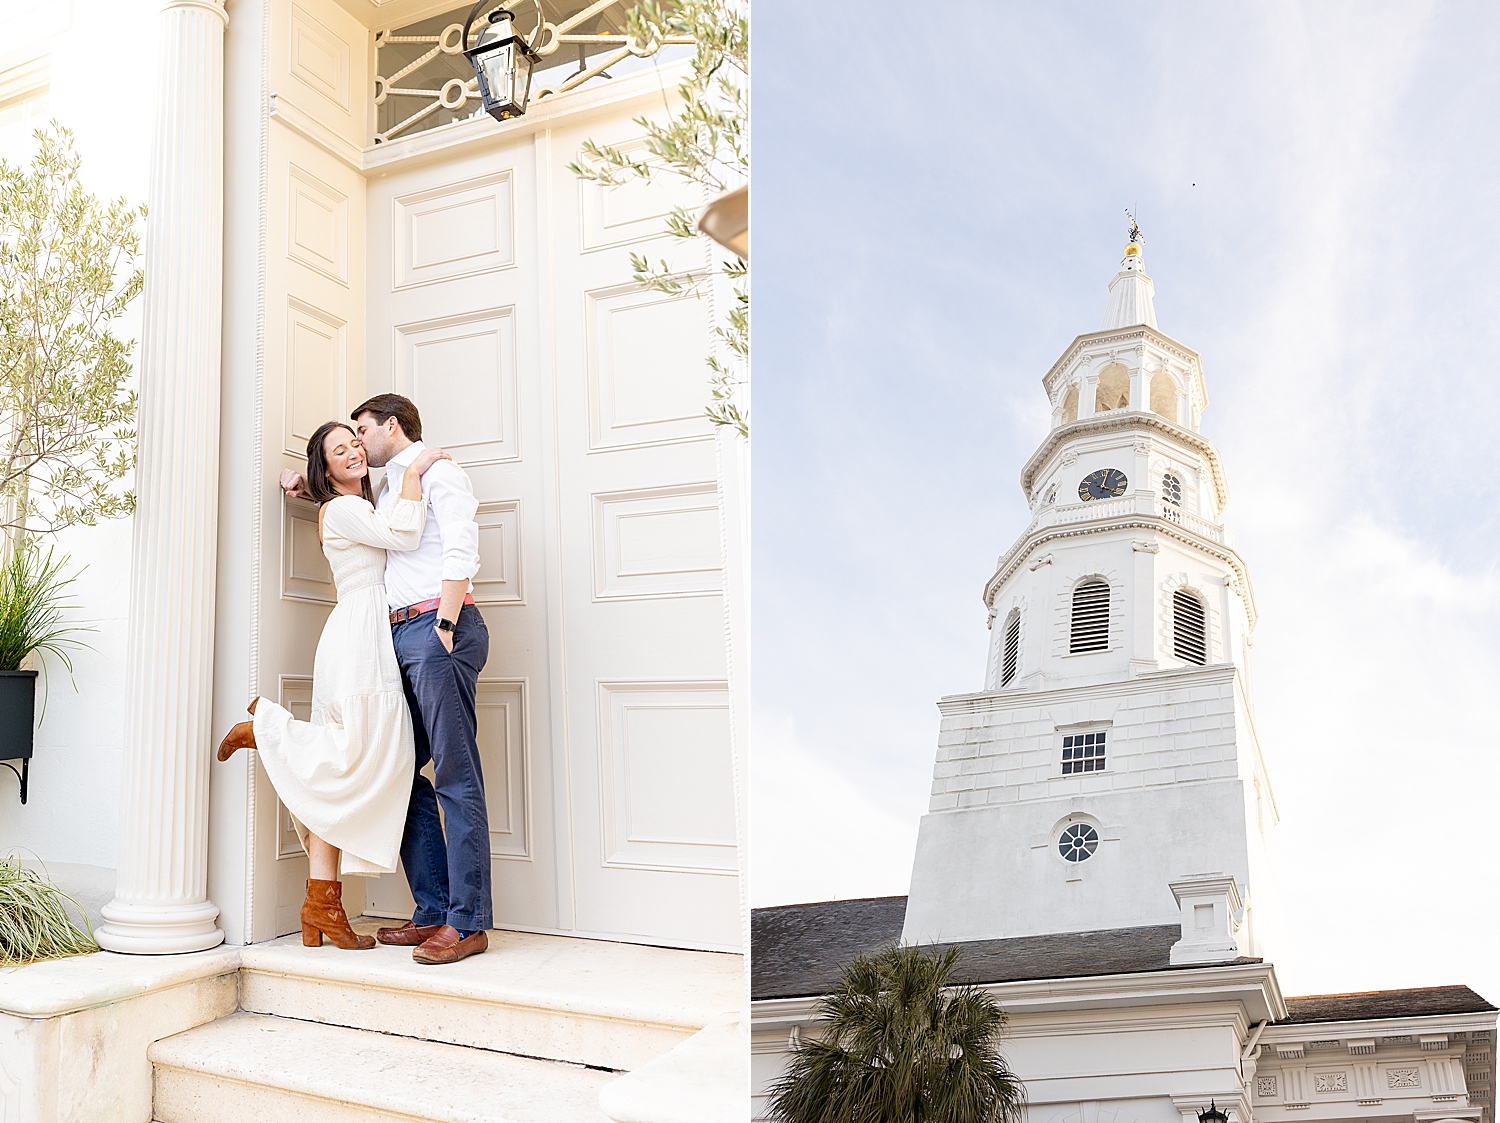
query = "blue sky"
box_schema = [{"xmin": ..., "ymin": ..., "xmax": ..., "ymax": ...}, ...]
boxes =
[{"xmin": 751, "ymin": 1, "xmax": 1500, "ymax": 1003}]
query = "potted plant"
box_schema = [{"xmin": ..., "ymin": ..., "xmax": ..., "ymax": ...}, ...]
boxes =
[{"xmin": 0, "ymin": 540, "xmax": 90, "ymax": 802}]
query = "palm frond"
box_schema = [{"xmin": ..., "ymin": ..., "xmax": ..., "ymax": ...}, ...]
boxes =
[{"xmin": 767, "ymin": 943, "xmax": 1027, "ymax": 1123}]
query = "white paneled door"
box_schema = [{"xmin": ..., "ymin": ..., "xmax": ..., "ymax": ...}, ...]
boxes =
[{"xmin": 359, "ymin": 93, "xmax": 737, "ymax": 951}]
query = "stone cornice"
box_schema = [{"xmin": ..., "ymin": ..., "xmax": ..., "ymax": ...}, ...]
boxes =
[
  {"xmin": 752, "ymin": 960, "xmax": 1285, "ymax": 1030},
  {"xmin": 1020, "ymin": 411, "xmax": 1231, "ymax": 509},
  {"xmin": 1258, "ymin": 1010, "xmax": 1499, "ymax": 1044},
  {"xmin": 938, "ymin": 662, "xmax": 1238, "ymax": 715},
  {"xmin": 1043, "ymin": 324, "xmax": 1208, "ymax": 410},
  {"xmin": 982, "ymin": 513, "xmax": 1260, "ymax": 631},
  {"xmin": 269, "ymin": 93, "xmax": 363, "ymax": 170}
]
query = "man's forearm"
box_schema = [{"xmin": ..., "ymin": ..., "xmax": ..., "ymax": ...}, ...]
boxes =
[{"xmin": 438, "ymin": 579, "xmax": 467, "ymax": 623}]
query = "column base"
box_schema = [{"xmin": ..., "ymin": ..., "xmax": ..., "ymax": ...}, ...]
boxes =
[{"xmin": 96, "ymin": 897, "xmax": 224, "ymax": 955}]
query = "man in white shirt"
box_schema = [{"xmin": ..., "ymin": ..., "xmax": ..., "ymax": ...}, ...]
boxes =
[{"xmin": 283, "ymin": 393, "xmax": 492, "ymax": 964}]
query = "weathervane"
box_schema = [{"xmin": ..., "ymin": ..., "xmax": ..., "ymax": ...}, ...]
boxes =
[{"xmin": 1125, "ymin": 209, "xmax": 1143, "ymax": 244}]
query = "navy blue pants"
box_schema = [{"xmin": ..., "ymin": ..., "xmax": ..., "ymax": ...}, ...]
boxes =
[{"xmin": 391, "ymin": 603, "xmax": 492, "ymax": 931}]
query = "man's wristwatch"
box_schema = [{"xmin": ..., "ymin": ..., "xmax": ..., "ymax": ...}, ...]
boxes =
[{"xmin": 435, "ymin": 616, "xmax": 456, "ymax": 633}]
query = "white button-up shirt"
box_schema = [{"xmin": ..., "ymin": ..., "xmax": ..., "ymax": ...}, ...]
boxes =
[{"xmin": 377, "ymin": 440, "xmax": 482, "ymax": 610}]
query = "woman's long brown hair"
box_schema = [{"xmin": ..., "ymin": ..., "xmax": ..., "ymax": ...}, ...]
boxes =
[{"xmin": 304, "ymin": 421, "xmax": 375, "ymax": 505}]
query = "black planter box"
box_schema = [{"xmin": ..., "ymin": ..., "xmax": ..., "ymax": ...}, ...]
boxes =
[{"xmin": 0, "ymin": 669, "xmax": 38, "ymax": 761}]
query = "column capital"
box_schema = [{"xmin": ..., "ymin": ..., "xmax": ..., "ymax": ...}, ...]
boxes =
[{"xmin": 162, "ymin": 0, "xmax": 228, "ymax": 25}]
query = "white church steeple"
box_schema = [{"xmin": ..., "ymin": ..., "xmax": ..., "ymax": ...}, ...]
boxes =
[
  {"xmin": 1100, "ymin": 241, "xmax": 1158, "ymax": 330},
  {"xmin": 902, "ymin": 235, "xmax": 1281, "ymax": 969}
]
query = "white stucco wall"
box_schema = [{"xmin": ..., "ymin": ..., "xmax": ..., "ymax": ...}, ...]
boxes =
[
  {"xmin": 0, "ymin": 0, "xmax": 155, "ymax": 891},
  {"xmin": 901, "ymin": 664, "xmax": 1278, "ymax": 952}
]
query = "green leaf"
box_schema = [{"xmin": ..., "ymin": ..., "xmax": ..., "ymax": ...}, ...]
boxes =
[
  {"xmin": 568, "ymin": 2, "xmax": 749, "ymax": 437},
  {"xmin": 766, "ymin": 944, "xmax": 1028, "ymax": 1123},
  {"xmin": 0, "ymin": 123, "xmax": 142, "ymax": 536}
]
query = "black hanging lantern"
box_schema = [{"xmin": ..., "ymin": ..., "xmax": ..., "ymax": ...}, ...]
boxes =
[
  {"xmin": 462, "ymin": 3, "xmax": 540, "ymax": 121},
  {"xmin": 1198, "ymin": 1102, "xmax": 1229, "ymax": 1123}
]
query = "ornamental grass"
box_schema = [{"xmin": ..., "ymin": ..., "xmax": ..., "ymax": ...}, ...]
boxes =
[
  {"xmin": 0, "ymin": 539, "xmax": 89, "ymax": 674},
  {"xmin": 0, "ymin": 855, "xmax": 98, "ymax": 966}
]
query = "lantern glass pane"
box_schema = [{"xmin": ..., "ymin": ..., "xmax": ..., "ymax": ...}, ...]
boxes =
[
  {"xmin": 514, "ymin": 52, "xmax": 533, "ymax": 102},
  {"xmin": 480, "ymin": 43, "xmax": 517, "ymax": 107}
]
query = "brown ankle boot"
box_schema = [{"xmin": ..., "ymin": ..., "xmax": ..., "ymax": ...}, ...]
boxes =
[
  {"xmin": 216, "ymin": 721, "xmax": 256, "ymax": 762},
  {"xmin": 300, "ymin": 879, "xmax": 375, "ymax": 950}
]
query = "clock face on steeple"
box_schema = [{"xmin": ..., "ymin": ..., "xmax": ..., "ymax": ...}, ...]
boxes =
[{"xmin": 1078, "ymin": 468, "xmax": 1129, "ymax": 502}]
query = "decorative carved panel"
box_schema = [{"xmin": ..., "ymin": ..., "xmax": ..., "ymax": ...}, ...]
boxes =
[
  {"xmin": 1256, "ymin": 1077, "xmax": 1278, "ymax": 1099},
  {"xmin": 472, "ymin": 500, "xmax": 523, "ymax": 605},
  {"xmin": 592, "ymin": 484, "xmax": 721, "ymax": 600},
  {"xmin": 393, "ymin": 171, "xmax": 514, "ymax": 289},
  {"xmin": 287, "ymin": 164, "xmax": 349, "ymax": 284},
  {"xmin": 579, "ymin": 139, "xmax": 702, "ymax": 251},
  {"xmin": 1387, "ymin": 1068, "xmax": 1420, "ymax": 1089},
  {"xmin": 1313, "ymin": 1073, "xmax": 1348, "ymax": 1094},
  {"xmin": 283, "ymin": 298, "xmax": 346, "ymax": 458},
  {"xmin": 289, "ymin": 3, "xmax": 351, "ymax": 111},
  {"xmin": 597, "ymin": 681, "xmax": 735, "ymax": 874},
  {"xmin": 281, "ymin": 497, "xmax": 336, "ymax": 605},
  {"xmin": 275, "ymin": 676, "xmax": 315, "ymax": 859},
  {"xmin": 587, "ymin": 283, "xmax": 713, "ymax": 450},
  {"xmin": 477, "ymin": 680, "xmax": 529, "ymax": 860},
  {"xmin": 395, "ymin": 308, "xmax": 518, "ymax": 465}
]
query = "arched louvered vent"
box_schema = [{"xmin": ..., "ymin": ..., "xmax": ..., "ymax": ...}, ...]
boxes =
[
  {"xmin": 1174, "ymin": 588, "xmax": 1208, "ymax": 665},
  {"xmin": 1000, "ymin": 610, "xmax": 1021, "ymax": 687},
  {"xmin": 1070, "ymin": 580, "xmax": 1110, "ymax": 654}
]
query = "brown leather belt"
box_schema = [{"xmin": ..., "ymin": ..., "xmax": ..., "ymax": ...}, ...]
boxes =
[{"xmin": 389, "ymin": 593, "xmax": 476, "ymax": 625}]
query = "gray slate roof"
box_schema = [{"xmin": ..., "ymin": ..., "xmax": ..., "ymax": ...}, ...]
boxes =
[
  {"xmin": 751, "ymin": 896, "xmax": 1253, "ymax": 1001},
  {"xmin": 752, "ymin": 897, "xmax": 906, "ymax": 1000},
  {"xmin": 1283, "ymin": 986, "xmax": 1497, "ymax": 1024},
  {"xmin": 751, "ymin": 898, "xmax": 1498, "ymax": 1025}
]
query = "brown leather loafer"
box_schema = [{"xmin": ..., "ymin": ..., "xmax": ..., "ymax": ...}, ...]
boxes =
[
  {"xmin": 412, "ymin": 925, "xmax": 488, "ymax": 965},
  {"xmin": 375, "ymin": 921, "xmax": 446, "ymax": 946}
]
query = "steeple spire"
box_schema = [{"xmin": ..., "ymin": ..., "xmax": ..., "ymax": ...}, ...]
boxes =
[{"xmin": 1100, "ymin": 213, "xmax": 1158, "ymax": 330}]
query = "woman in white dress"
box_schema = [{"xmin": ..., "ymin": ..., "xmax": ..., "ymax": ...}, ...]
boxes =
[{"xmin": 216, "ymin": 420, "xmax": 450, "ymax": 950}]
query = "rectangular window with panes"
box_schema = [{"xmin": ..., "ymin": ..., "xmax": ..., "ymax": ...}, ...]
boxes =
[{"xmin": 1061, "ymin": 730, "xmax": 1107, "ymax": 774}]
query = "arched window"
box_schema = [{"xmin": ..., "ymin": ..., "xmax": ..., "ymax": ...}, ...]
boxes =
[
  {"xmin": 1070, "ymin": 580, "xmax": 1110, "ymax": 653},
  {"xmin": 1094, "ymin": 363, "xmax": 1130, "ymax": 413},
  {"xmin": 1173, "ymin": 588, "xmax": 1208, "ymax": 665},
  {"xmin": 1061, "ymin": 385, "xmax": 1078, "ymax": 424},
  {"xmin": 1162, "ymin": 472, "xmax": 1182, "ymax": 505},
  {"xmin": 1000, "ymin": 609, "xmax": 1021, "ymax": 687},
  {"xmin": 1162, "ymin": 472, "xmax": 1182, "ymax": 522},
  {"xmin": 1150, "ymin": 370, "xmax": 1178, "ymax": 421}
]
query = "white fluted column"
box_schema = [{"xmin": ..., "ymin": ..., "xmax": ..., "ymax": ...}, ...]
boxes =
[{"xmin": 96, "ymin": 0, "xmax": 228, "ymax": 954}]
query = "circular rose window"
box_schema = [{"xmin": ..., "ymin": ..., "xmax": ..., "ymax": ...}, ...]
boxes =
[{"xmin": 1058, "ymin": 823, "xmax": 1099, "ymax": 863}]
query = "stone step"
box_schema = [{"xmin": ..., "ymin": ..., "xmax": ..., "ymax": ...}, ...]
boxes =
[
  {"xmin": 149, "ymin": 1011, "xmax": 615, "ymax": 1123},
  {"xmin": 237, "ymin": 919, "xmax": 745, "ymax": 1071}
]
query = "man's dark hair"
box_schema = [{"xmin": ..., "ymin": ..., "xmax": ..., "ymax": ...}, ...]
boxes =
[{"xmin": 351, "ymin": 393, "xmax": 422, "ymax": 442}]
